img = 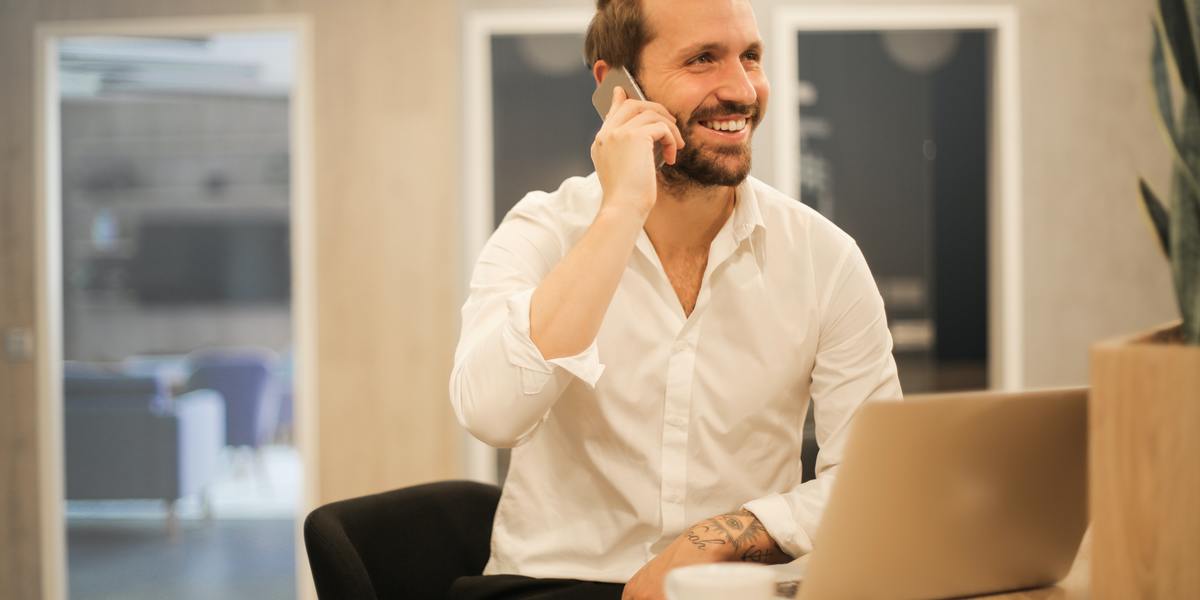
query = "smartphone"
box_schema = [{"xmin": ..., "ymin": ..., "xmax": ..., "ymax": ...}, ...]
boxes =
[{"xmin": 591, "ymin": 66, "xmax": 666, "ymax": 168}]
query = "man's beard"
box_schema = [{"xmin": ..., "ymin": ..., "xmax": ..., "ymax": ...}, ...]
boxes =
[{"xmin": 660, "ymin": 100, "xmax": 760, "ymax": 189}]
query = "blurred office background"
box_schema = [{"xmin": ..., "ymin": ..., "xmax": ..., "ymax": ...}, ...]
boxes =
[{"xmin": 0, "ymin": 0, "xmax": 1180, "ymax": 598}]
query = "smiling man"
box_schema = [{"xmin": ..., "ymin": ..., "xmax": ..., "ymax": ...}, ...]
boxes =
[{"xmin": 448, "ymin": 0, "xmax": 901, "ymax": 599}]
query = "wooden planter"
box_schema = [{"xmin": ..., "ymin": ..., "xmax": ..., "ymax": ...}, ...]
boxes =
[{"xmin": 1090, "ymin": 321, "xmax": 1200, "ymax": 599}]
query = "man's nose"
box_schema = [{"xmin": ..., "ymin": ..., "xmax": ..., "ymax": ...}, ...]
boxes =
[{"xmin": 715, "ymin": 60, "xmax": 758, "ymax": 106}]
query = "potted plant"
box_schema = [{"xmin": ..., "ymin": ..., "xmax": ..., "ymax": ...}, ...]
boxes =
[{"xmin": 1089, "ymin": 0, "xmax": 1200, "ymax": 597}]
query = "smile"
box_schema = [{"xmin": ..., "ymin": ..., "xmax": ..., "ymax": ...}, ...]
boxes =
[{"xmin": 699, "ymin": 118, "xmax": 748, "ymax": 133}]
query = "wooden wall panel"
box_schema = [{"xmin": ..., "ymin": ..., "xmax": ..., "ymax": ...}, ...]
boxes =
[
  {"xmin": 305, "ymin": 0, "xmax": 462, "ymax": 501},
  {"xmin": 1, "ymin": 1, "xmax": 43, "ymax": 596}
]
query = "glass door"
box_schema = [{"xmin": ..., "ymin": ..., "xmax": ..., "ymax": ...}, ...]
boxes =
[{"xmin": 56, "ymin": 32, "xmax": 301, "ymax": 600}]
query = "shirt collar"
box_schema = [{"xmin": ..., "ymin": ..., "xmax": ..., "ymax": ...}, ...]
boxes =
[
  {"xmin": 731, "ymin": 177, "xmax": 767, "ymax": 244},
  {"xmin": 731, "ymin": 178, "xmax": 767, "ymax": 272},
  {"xmin": 632, "ymin": 177, "xmax": 768, "ymax": 266}
]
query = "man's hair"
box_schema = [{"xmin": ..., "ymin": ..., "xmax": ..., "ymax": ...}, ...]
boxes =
[{"xmin": 584, "ymin": 0, "xmax": 652, "ymax": 77}]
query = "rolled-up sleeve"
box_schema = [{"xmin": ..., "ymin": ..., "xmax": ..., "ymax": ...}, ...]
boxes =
[
  {"xmin": 450, "ymin": 203, "xmax": 605, "ymax": 449},
  {"xmin": 742, "ymin": 241, "xmax": 903, "ymax": 558}
]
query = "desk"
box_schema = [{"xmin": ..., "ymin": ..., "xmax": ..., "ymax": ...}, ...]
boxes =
[
  {"xmin": 777, "ymin": 531, "xmax": 1090, "ymax": 599},
  {"xmin": 971, "ymin": 532, "xmax": 1089, "ymax": 599}
]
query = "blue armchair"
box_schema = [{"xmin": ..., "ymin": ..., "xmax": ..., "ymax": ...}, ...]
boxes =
[{"xmin": 185, "ymin": 349, "xmax": 279, "ymax": 450}]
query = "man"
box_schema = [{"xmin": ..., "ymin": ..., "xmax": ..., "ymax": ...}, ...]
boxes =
[{"xmin": 449, "ymin": 0, "xmax": 901, "ymax": 598}]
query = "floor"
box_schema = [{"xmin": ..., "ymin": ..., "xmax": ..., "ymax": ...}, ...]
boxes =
[
  {"xmin": 67, "ymin": 444, "xmax": 301, "ymax": 600},
  {"xmin": 68, "ymin": 518, "xmax": 295, "ymax": 600}
]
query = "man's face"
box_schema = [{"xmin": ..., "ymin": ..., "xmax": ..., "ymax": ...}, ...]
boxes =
[{"xmin": 635, "ymin": 0, "xmax": 769, "ymax": 188}]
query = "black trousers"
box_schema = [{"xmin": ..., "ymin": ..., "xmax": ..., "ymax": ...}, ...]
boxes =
[{"xmin": 449, "ymin": 575, "xmax": 624, "ymax": 600}]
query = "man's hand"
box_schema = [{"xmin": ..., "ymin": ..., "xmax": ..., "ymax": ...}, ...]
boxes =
[
  {"xmin": 529, "ymin": 86, "xmax": 684, "ymax": 360},
  {"xmin": 621, "ymin": 509, "xmax": 791, "ymax": 600},
  {"xmin": 591, "ymin": 86, "xmax": 685, "ymax": 220}
]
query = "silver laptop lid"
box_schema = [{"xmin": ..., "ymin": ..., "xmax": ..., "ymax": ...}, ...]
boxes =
[{"xmin": 798, "ymin": 388, "xmax": 1089, "ymax": 600}]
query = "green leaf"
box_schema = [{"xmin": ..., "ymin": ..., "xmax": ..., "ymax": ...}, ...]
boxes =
[
  {"xmin": 1152, "ymin": 20, "xmax": 1200, "ymax": 202},
  {"xmin": 1153, "ymin": 21, "xmax": 1177, "ymax": 135},
  {"xmin": 1139, "ymin": 178, "xmax": 1172, "ymax": 258},
  {"xmin": 1169, "ymin": 172, "xmax": 1200, "ymax": 344},
  {"xmin": 1158, "ymin": 0, "xmax": 1200, "ymax": 101}
]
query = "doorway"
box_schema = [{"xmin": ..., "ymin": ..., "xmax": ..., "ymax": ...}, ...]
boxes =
[
  {"xmin": 36, "ymin": 16, "xmax": 316, "ymax": 600},
  {"xmin": 769, "ymin": 5, "xmax": 1024, "ymax": 392}
]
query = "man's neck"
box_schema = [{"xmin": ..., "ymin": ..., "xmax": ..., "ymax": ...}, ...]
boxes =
[{"xmin": 643, "ymin": 179, "xmax": 737, "ymax": 257}]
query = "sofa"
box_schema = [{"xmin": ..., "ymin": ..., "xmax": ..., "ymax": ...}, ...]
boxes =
[{"xmin": 64, "ymin": 369, "xmax": 225, "ymax": 524}]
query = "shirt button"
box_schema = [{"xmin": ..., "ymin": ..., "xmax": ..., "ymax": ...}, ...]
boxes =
[{"xmin": 673, "ymin": 340, "xmax": 688, "ymax": 353}]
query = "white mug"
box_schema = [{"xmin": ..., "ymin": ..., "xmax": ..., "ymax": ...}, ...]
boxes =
[{"xmin": 664, "ymin": 563, "xmax": 778, "ymax": 600}]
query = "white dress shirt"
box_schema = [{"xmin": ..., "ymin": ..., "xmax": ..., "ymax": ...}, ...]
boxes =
[{"xmin": 450, "ymin": 173, "xmax": 902, "ymax": 583}]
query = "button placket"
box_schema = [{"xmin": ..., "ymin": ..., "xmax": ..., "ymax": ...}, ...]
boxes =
[
  {"xmin": 660, "ymin": 329, "xmax": 696, "ymax": 536},
  {"xmin": 655, "ymin": 223, "xmax": 733, "ymax": 538}
]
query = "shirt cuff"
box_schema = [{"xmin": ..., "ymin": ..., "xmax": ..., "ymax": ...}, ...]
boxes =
[
  {"xmin": 501, "ymin": 288, "xmax": 606, "ymax": 394},
  {"xmin": 742, "ymin": 493, "xmax": 813, "ymax": 559}
]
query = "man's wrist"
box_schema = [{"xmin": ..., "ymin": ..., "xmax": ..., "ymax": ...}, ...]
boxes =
[{"xmin": 596, "ymin": 196, "xmax": 652, "ymax": 225}]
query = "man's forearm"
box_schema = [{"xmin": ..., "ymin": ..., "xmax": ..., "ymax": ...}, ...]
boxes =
[
  {"xmin": 683, "ymin": 509, "xmax": 792, "ymax": 564},
  {"xmin": 530, "ymin": 204, "xmax": 643, "ymax": 360}
]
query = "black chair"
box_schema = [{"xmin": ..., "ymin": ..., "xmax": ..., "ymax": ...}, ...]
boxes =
[{"xmin": 304, "ymin": 480, "xmax": 502, "ymax": 599}]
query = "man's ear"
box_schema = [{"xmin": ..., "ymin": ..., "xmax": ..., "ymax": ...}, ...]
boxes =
[{"xmin": 592, "ymin": 59, "xmax": 611, "ymax": 86}]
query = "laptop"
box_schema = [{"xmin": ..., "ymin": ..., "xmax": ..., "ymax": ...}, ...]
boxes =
[{"xmin": 772, "ymin": 387, "xmax": 1089, "ymax": 600}]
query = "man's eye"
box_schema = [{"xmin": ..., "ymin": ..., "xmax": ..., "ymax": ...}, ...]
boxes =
[
  {"xmin": 690, "ymin": 53, "xmax": 714, "ymax": 65},
  {"xmin": 742, "ymin": 51, "xmax": 761, "ymax": 62}
]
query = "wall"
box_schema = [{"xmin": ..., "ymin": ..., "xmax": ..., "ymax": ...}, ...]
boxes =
[
  {"xmin": 0, "ymin": 1, "xmax": 462, "ymax": 597},
  {"xmin": 1014, "ymin": 0, "xmax": 1178, "ymax": 385},
  {"xmin": 1, "ymin": 0, "xmax": 1187, "ymax": 595}
]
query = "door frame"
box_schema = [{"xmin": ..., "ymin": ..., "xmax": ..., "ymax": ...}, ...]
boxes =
[
  {"xmin": 34, "ymin": 15, "xmax": 317, "ymax": 600},
  {"xmin": 769, "ymin": 4, "xmax": 1024, "ymax": 389}
]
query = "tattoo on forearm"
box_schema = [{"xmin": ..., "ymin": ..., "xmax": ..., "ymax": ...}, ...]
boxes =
[
  {"xmin": 682, "ymin": 509, "xmax": 789, "ymax": 564},
  {"xmin": 684, "ymin": 526, "xmax": 727, "ymax": 551}
]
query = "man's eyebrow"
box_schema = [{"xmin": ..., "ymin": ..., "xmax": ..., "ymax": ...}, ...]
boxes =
[
  {"xmin": 676, "ymin": 42, "xmax": 722, "ymax": 58},
  {"xmin": 675, "ymin": 40, "xmax": 765, "ymax": 59}
]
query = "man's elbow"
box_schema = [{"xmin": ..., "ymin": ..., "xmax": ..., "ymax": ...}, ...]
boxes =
[
  {"xmin": 464, "ymin": 424, "xmax": 524, "ymax": 449},
  {"xmin": 450, "ymin": 373, "xmax": 532, "ymax": 449},
  {"xmin": 457, "ymin": 404, "xmax": 530, "ymax": 448}
]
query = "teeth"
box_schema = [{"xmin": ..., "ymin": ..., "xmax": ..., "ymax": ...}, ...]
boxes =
[{"xmin": 703, "ymin": 118, "xmax": 747, "ymax": 132}]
